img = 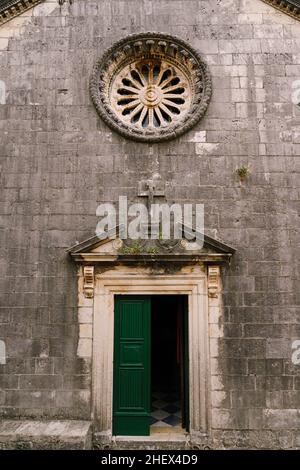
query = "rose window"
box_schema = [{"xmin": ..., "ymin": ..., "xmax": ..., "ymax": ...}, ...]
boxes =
[
  {"xmin": 90, "ymin": 33, "xmax": 212, "ymax": 143},
  {"xmin": 112, "ymin": 60, "xmax": 191, "ymax": 129}
]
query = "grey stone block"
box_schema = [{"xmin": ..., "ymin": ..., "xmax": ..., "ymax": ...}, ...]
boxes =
[{"xmin": 0, "ymin": 420, "xmax": 92, "ymax": 450}]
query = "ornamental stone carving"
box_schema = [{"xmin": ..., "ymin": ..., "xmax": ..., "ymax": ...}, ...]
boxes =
[
  {"xmin": 90, "ymin": 32, "xmax": 212, "ymax": 143},
  {"xmin": 261, "ymin": 0, "xmax": 300, "ymax": 21},
  {"xmin": 83, "ymin": 266, "xmax": 94, "ymax": 299},
  {"xmin": 0, "ymin": 0, "xmax": 44, "ymax": 26},
  {"xmin": 208, "ymin": 266, "xmax": 220, "ymax": 298}
]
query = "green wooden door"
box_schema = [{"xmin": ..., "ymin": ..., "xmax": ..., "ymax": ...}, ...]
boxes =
[{"xmin": 113, "ymin": 296, "xmax": 151, "ymax": 436}]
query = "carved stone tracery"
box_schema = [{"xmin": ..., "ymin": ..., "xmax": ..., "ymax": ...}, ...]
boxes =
[{"xmin": 111, "ymin": 58, "xmax": 192, "ymax": 131}]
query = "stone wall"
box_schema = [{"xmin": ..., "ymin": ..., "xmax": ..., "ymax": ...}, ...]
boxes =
[{"xmin": 0, "ymin": 0, "xmax": 300, "ymax": 448}]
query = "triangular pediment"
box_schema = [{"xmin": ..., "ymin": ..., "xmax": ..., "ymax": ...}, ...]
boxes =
[{"xmin": 67, "ymin": 225, "xmax": 235, "ymax": 265}]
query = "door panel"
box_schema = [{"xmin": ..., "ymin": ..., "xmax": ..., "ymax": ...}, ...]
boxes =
[{"xmin": 113, "ymin": 296, "xmax": 151, "ymax": 436}]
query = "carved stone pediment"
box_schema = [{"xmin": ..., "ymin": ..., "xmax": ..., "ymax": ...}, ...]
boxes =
[
  {"xmin": 0, "ymin": 0, "xmax": 44, "ymax": 26},
  {"xmin": 260, "ymin": 0, "xmax": 300, "ymax": 21},
  {"xmin": 67, "ymin": 225, "xmax": 235, "ymax": 266}
]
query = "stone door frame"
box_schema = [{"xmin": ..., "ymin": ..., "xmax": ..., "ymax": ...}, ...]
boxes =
[
  {"xmin": 69, "ymin": 230, "xmax": 233, "ymax": 442},
  {"xmin": 84, "ymin": 265, "xmax": 222, "ymax": 438}
]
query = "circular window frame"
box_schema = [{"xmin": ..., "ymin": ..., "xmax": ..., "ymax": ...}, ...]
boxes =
[{"xmin": 90, "ymin": 32, "xmax": 212, "ymax": 143}]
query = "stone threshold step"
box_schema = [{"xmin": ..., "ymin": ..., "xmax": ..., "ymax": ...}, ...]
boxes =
[
  {"xmin": 0, "ymin": 419, "xmax": 92, "ymax": 450},
  {"xmin": 115, "ymin": 433, "xmax": 188, "ymax": 442},
  {"xmin": 94, "ymin": 433, "xmax": 191, "ymax": 450},
  {"xmin": 106, "ymin": 442, "xmax": 191, "ymax": 450}
]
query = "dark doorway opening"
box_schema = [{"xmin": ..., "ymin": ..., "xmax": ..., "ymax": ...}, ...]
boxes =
[{"xmin": 151, "ymin": 295, "xmax": 189, "ymax": 431}]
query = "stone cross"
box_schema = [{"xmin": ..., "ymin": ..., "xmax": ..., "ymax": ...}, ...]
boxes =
[
  {"xmin": 138, "ymin": 176, "xmax": 165, "ymax": 212},
  {"xmin": 138, "ymin": 176, "xmax": 165, "ymax": 237}
]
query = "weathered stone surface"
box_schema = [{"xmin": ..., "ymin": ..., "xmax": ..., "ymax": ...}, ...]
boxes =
[
  {"xmin": 0, "ymin": 0, "xmax": 300, "ymax": 449},
  {"xmin": 0, "ymin": 419, "xmax": 92, "ymax": 449}
]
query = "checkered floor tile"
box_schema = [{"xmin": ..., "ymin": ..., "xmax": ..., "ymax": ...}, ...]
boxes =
[{"xmin": 150, "ymin": 391, "xmax": 182, "ymax": 428}]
